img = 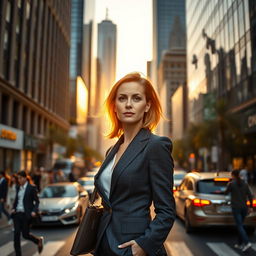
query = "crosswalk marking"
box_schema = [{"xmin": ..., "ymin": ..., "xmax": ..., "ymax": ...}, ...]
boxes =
[
  {"xmin": 165, "ymin": 241, "xmax": 194, "ymax": 256},
  {"xmin": 1, "ymin": 241, "xmax": 28, "ymax": 256},
  {"xmin": 32, "ymin": 241, "xmax": 65, "ymax": 256},
  {"xmin": 1, "ymin": 239, "xmax": 255, "ymax": 256},
  {"xmin": 207, "ymin": 242, "xmax": 240, "ymax": 256}
]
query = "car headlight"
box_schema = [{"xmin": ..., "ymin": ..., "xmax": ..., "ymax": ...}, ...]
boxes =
[{"xmin": 64, "ymin": 202, "xmax": 79, "ymax": 213}]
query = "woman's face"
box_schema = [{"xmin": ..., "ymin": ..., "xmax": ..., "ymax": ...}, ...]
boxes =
[{"xmin": 115, "ymin": 81, "xmax": 151, "ymax": 126}]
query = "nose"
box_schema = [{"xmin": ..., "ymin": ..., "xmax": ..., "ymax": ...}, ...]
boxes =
[{"xmin": 125, "ymin": 98, "xmax": 132, "ymax": 108}]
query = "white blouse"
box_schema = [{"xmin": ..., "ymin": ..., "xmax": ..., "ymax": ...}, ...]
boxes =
[{"xmin": 99, "ymin": 154, "xmax": 116, "ymax": 199}]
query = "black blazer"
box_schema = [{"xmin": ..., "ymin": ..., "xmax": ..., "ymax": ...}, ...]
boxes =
[
  {"xmin": 0, "ymin": 178, "xmax": 8, "ymax": 201},
  {"xmin": 13, "ymin": 183, "xmax": 39, "ymax": 218},
  {"xmin": 94, "ymin": 128, "xmax": 175, "ymax": 256}
]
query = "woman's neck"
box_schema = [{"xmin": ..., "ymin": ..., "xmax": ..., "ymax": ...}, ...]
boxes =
[{"xmin": 122, "ymin": 123, "xmax": 143, "ymax": 145}]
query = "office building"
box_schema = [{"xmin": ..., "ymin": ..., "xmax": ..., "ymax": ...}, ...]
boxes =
[
  {"xmin": 0, "ymin": 0, "xmax": 71, "ymax": 171},
  {"xmin": 186, "ymin": 0, "xmax": 255, "ymax": 170}
]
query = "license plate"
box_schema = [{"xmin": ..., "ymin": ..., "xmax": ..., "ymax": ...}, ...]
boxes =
[
  {"xmin": 41, "ymin": 216, "xmax": 58, "ymax": 222},
  {"xmin": 218, "ymin": 205, "xmax": 231, "ymax": 213}
]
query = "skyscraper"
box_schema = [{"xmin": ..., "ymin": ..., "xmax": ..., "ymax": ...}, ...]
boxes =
[
  {"xmin": 97, "ymin": 13, "xmax": 117, "ymax": 110},
  {"xmin": 152, "ymin": 0, "xmax": 186, "ymax": 78},
  {"xmin": 96, "ymin": 12, "xmax": 117, "ymax": 155},
  {"xmin": 152, "ymin": 0, "xmax": 187, "ymax": 137},
  {"xmin": 70, "ymin": 0, "xmax": 88, "ymax": 135},
  {"xmin": 70, "ymin": 0, "xmax": 84, "ymax": 80}
]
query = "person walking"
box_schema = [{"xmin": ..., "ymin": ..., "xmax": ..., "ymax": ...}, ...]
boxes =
[
  {"xmin": 225, "ymin": 169, "xmax": 253, "ymax": 252},
  {"xmin": 93, "ymin": 72, "xmax": 175, "ymax": 256},
  {"xmin": 7, "ymin": 174, "xmax": 18, "ymax": 211},
  {"xmin": 11, "ymin": 171, "xmax": 44, "ymax": 256},
  {"xmin": 0, "ymin": 171, "xmax": 12, "ymax": 224}
]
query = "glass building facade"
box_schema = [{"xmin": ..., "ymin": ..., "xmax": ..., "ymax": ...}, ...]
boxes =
[
  {"xmin": 187, "ymin": 0, "xmax": 256, "ymax": 169},
  {"xmin": 153, "ymin": 0, "xmax": 186, "ymax": 66},
  {"xmin": 70, "ymin": 0, "xmax": 84, "ymax": 79},
  {"xmin": 187, "ymin": 0, "xmax": 254, "ymax": 117}
]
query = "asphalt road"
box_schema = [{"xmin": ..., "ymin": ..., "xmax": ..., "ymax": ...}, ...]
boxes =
[{"xmin": 1, "ymin": 217, "xmax": 256, "ymax": 256}]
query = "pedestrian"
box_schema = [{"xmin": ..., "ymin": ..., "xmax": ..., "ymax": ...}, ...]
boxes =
[
  {"xmin": 7, "ymin": 174, "xmax": 19, "ymax": 211},
  {"xmin": 40, "ymin": 167, "xmax": 49, "ymax": 189},
  {"xmin": 93, "ymin": 72, "xmax": 175, "ymax": 256},
  {"xmin": 240, "ymin": 165, "xmax": 248, "ymax": 183},
  {"xmin": 225, "ymin": 169, "xmax": 253, "ymax": 252},
  {"xmin": 11, "ymin": 170, "xmax": 44, "ymax": 256},
  {"xmin": 0, "ymin": 171, "xmax": 12, "ymax": 224},
  {"xmin": 31, "ymin": 168, "xmax": 42, "ymax": 192}
]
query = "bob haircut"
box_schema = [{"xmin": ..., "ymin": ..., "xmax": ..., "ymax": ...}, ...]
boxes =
[{"xmin": 105, "ymin": 72, "xmax": 162, "ymax": 138}]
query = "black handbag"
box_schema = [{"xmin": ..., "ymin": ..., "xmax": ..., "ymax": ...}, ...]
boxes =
[{"xmin": 70, "ymin": 188, "xmax": 103, "ymax": 255}]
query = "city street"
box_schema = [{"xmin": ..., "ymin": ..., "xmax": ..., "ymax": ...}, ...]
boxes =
[{"xmin": 1, "ymin": 218, "xmax": 256, "ymax": 256}]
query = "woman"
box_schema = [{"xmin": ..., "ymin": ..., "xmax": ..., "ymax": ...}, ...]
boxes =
[
  {"xmin": 94, "ymin": 73, "xmax": 175, "ymax": 256},
  {"xmin": 225, "ymin": 169, "xmax": 253, "ymax": 252},
  {"xmin": 7, "ymin": 174, "xmax": 18, "ymax": 210}
]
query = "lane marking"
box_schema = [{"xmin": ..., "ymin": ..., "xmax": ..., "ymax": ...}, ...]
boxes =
[
  {"xmin": 207, "ymin": 242, "xmax": 240, "ymax": 256},
  {"xmin": 0, "ymin": 241, "xmax": 28, "ymax": 256},
  {"xmin": 165, "ymin": 241, "xmax": 194, "ymax": 256},
  {"xmin": 32, "ymin": 241, "xmax": 65, "ymax": 256}
]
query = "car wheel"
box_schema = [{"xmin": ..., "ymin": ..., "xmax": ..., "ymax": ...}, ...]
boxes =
[{"xmin": 185, "ymin": 209, "xmax": 193, "ymax": 233}]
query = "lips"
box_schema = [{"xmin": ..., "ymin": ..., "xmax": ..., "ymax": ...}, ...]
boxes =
[{"xmin": 123, "ymin": 112, "xmax": 134, "ymax": 116}]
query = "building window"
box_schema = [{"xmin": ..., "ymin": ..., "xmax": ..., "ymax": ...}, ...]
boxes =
[
  {"xmin": 1, "ymin": 94, "xmax": 9, "ymax": 125},
  {"xmin": 5, "ymin": 1, "xmax": 11, "ymax": 22},
  {"xmin": 12, "ymin": 101, "xmax": 19, "ymax": 128}
]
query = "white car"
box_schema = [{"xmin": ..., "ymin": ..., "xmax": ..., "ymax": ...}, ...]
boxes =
[
  {"xmin": 77, "ymin": 177, "xmax": 95, "ymax": 196},
  {"xmin": 173, "ymin": 169, "xmax": 187, "ymax": 191},
  {"xmin": 38, "ymin": 182, "xmax": 89, "ymax": 225}
]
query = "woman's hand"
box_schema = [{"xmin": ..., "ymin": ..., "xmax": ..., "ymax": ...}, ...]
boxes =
[{"xmin": 118, "ymin": 240, "xmax": 146, "ymax": 256}]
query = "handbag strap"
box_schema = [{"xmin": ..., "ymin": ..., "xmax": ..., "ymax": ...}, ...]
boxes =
[{"xmin": 89, "ymin": 187, "xmax": 97, "ymax": 205}]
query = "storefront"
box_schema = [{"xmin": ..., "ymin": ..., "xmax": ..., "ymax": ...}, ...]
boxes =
[{"xmin": 0, "ymin": 124, "xmax": 24, "ymax": 172}]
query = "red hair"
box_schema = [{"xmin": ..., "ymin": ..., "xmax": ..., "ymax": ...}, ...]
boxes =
[{"xmin": 105, "ymin": 72, "xmax": 162, "ymax": 138}]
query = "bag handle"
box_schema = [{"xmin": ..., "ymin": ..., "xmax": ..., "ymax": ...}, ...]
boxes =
[{"xmin": 89, "ymin": 188, "xmax": 97, "ymax": 205}]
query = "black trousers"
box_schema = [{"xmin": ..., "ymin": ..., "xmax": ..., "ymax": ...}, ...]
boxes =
[
  {"xmin": 13, "ymin": 212, "xmax": 40, "ymax": 256},
  {"xmin": 94, "ymin": 232, "xmax": 119, "ymax": 256}
]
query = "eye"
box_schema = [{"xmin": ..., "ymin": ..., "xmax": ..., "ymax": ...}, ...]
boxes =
[
  {"xmin": 133, "ymin": 96, "xmax": 142, "ymax": 102},
  {"xmin": 118, "ymin": 96, "xmax": 126, "ymax": 102}
]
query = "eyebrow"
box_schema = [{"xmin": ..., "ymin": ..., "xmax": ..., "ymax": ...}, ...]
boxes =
[{"xmin": 118, "ymin": 93, "xmax": 142, "ymax": 96}]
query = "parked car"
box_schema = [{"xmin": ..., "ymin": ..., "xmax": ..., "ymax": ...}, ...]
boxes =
[
  {"xmin": 77, "ymin": 177, "xmax": 95, "ymax": 196},
  {"xmin": 173, "ymin": 169, "xmax": 187, "ymax": 192},
  {"xmin": 38, "ymin": 182, "xmax": 89, "ymax": 225},
  {"xmin": 174, "ymin": 171, "xmax": 256, "ymax": 233}
]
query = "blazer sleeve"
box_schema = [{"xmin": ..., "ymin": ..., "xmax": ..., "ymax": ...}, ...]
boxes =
[{"xmin": 135, "ymin": 136, "xmax": 176, "ymax": 256}]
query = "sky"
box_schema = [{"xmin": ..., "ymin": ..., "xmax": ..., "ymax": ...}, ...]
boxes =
[{"xmin": 95, "ymin": 0, "xmax": 152, "ymax": 80}]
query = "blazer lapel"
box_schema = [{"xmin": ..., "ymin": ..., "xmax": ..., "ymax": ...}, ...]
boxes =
[{"xmin": 109, "ymin": 128, "xmax": 151, "ymax": 199}]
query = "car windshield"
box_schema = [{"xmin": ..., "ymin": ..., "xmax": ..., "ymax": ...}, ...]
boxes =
[
  {"xmin": 174, "ymin": 173, "xmax": 185, "ymax": 180},
  {"xmin": 40, "ymin": 185, "xmax": 78, "ymax": 198},
  {"xmin": 78, "ymin": 180, "xmax": 94, "ymax": 186},
  {"xmin": 197, "ymin": 179, "xmax": 229, "ymax": 194}
]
